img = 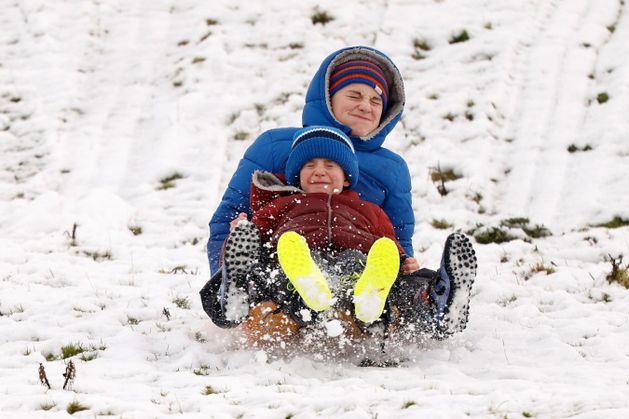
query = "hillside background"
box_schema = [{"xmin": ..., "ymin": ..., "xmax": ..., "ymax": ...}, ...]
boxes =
[{"xmin": 1, "ymin": 0, "xmax": 628, "ymax": 417}]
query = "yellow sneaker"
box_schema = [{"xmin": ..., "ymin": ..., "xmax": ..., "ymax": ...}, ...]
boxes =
[
  {"xmin": 353, "ymin": 237, "xmax": 400, "ymax": 324},
  {"xmin": 277, "ymin": 232, "xmax": 332, "ymax": 312}
]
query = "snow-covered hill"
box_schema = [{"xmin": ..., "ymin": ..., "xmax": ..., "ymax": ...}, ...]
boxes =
[{"xmin": 1, "ymin": 0, "xmax": 628, "ymax": 417}]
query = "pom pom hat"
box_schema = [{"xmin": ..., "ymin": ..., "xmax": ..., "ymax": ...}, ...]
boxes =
[
  {"xmin": 329, "ymin": 59, "xmax": 390, "ymax": 110},
  {"xmin": 286, "ymin": 126, "xmax": 359, "ymax": 189}
]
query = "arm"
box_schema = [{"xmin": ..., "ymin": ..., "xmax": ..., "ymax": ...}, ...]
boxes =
[
  {"xmin": 207, "ymin": 129, "xmax": 293, "ymax": 274},
  {"xmin": 381, "ymin": 156, "xmax": 415, "ymax": 257}
]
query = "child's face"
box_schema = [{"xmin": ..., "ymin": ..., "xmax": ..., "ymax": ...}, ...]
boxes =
[{"xmin": 299, "ymin": 158, "xmax": 349, "ymax": 194}]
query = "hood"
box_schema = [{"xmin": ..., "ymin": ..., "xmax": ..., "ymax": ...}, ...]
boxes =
[{"xmin": 302, "ymin": 46, "xmax": 405, "ymax": 151}]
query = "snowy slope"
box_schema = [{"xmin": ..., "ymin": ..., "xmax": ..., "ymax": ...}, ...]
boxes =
[{"xmin": 1, "ymin": 0, "xmax": 628, "ymax": 417}]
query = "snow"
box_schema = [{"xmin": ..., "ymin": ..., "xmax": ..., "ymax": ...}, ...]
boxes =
[{"xmin": 1, "ymin": 0, "xmax": 629, "ymax": 417}]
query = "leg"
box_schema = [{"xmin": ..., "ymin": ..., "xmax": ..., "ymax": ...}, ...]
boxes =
[
  {"xmin": 276, "ymin": 231, "xmax": 333, "ymax": 312},
  {"xmin": 432, "ymin": 233, "xmax": 477, "ymax": 337},
  {"xmin": 216, "ymin": 221, "xmax": 263, "ymax": 325},
  {"xmin": 353, "ymin": 238, "xmax": 400, "ymax": 324}
]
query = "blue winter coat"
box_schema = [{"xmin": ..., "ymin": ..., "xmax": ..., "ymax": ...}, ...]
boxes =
[{"xmin": 207, "ymin": 46, "xmax": 414, "ymax": 273}]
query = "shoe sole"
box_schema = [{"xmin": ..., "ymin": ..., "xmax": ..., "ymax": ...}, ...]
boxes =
[
  {"xmin": 277, "ymin": 231, "xmax": 332, "ymax": 312},
  {"xmin": 353, "ymin": 237, "xmax": 400, "ymax": 324},
  {"xmin": 442, "ymin": 233, "xmax": 477, "ymax": 333},
  {"xmin": 224, "ymin": 221, "xmax": 261, "ymax": 283}
]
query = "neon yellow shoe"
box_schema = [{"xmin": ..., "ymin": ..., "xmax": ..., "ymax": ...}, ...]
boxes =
[
  {"xmin": 277, "ymin": 231, "xmax": 332, "ymax": 312},
  {"xmin": 353, "ymin": 237, "xmax": 400, "ymax": 324}
]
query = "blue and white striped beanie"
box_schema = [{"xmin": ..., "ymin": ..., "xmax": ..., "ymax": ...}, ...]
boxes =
[{"xmin": 285, "ymin": 126, "xmax": 359, "ymax": 189}]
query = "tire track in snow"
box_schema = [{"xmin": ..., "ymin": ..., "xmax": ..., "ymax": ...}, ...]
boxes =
[{"xmin": 495, "ymin": 0, "xmax": 614, "ymax": 230}]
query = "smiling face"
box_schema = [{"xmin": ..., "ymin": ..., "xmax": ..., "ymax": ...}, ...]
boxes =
[
  {"xmin": 299, "ymin": 158, "xmax": 349, "ymax": 194},
  {"xmin": 330, "ymin": 83, "xmax": 384, "ymax": 137}
]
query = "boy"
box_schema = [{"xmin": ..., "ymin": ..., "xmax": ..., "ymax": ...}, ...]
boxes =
[{"xmin": 201, "ymin": 126, "xmax": 477, "ymax": 345}]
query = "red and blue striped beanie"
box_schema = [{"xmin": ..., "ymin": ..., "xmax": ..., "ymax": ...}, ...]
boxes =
[{"xmin": 329, "ymin": 59, "xmax": 389, "ymax": 110}]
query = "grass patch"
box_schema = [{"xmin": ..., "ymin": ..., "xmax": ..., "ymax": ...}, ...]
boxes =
[
  {"xmin": 194, "ymin": 365, "xmax": 210, "ymax": 376},
  {"xmin": 206, "ymin": 18, "xmax": 218, "ymax": 26},
  {"xmin": 83, "ymin": 249, "xmax": 112, "ymax": 261},
  {"xmin": 429, "ymin": 165, "xmax": 462, "ymax": 196},
  {"xmin": 500, "ymin": 217, "xmax": 551, "ymax": 239},
  {"xmin": 202, "ymin": 385, "xmax": 219, "ymax": 395},
  {"xmin": 449, "ymin": 29, "xmax": 470, "ymax": 44},
  {"xmin": 606, "ymin": 255, "xmax": 629, "ymax": 288},
  {"xmin": 61, "ymin": 343, "xmax": 86, "ymax": 359},
  {"xmin": 412, "ymin": 38, "xmax": 431, "ymax": 60},
  {"xmin": 129, "ymin": 225, "xmax": 142, "ymax": 236},
  {"xmin": 431, "ymin": 219, "xmax": 453, "ymax": 230},
  {"xmin": 311, "ymin": 8, "xmax": 334, "ymax": 25},
  {"xmin": 288, "ymin": 42, "xmax": 304, "ymax": 49},
  {"xmin": 529, "ymin": 262, "xmax": 556, "ymax": 277},
  {"xmin": 596, "ymin": 92, "xmax": 609, "ymax": 104},
  {"xmin": 172, "ymin": 296, "xmax": 191, "ymax": 310},
  {"xmin": 567, "ymin": 144, "xmax": 593, "ymax": 153},
  {"xmin": 66, "ymin": 401, "xmax": 89, "ymax": 415},
  {"xmin": 40, "ymin": 401, "xmax": 56, "ymax": 411},
  {"xmin": 158, "ymin": 173, "xmax": 184, "ymax": 190},
  {"xmin": 127, "ymin": 316, "xmax": 141, "ymax": 325},
  {"xmin": 594, "ymin": 216, "xmax": 629, "ymax": 229},
  {"xmin": 473, "ymin": 227, "xmax": 519, "ymax": 244},
  {"xmin": 402, "ymin": 400, "xmax": 417, "ymax": 408},
  {"xmin": 234, "ymin": 131, "xmax": 249, "ymax": 141}
]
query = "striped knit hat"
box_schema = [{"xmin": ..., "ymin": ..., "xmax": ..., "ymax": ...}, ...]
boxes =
[
  {"xmin": 329, "ymin": 59, "xmax": 389, "ymax": 110},
  {"xmin": 286, "ymin": 126, "xmax": 359, "ymax": 189}
]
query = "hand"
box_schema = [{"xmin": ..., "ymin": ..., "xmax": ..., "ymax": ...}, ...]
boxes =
[
  {"xmin": 401, "ymin": 257, "xmax": 420, "ymax": 274},
  {"xmin": 229, "ymin": 213, "xmax": 248, "ymax": 231}
]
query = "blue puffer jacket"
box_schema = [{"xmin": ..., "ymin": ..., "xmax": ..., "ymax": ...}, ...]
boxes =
[{"xmin": 208, "ymin": 46, "xmax": 414, "ymax": 273}]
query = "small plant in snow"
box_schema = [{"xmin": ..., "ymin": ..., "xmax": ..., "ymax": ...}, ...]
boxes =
[
  {"xmin": 61, "ymin": 343, "xmax": 86, "ymax": 359},
  {"xmin": 202, "ymin": 385, "xmax": 218, "ymax": 395},
  {"xmin": 526, "ymin": 262, "xmax": 556, "ymax": 279},
  {"xmin": 471, "ymin": 226, "xmax": 519, "ymax": 244},
  {"xmin": 606, "ymin": 254, "xmax": 629, "ymax": 289},
  {"xmin": 594, "ymin": 216, "xmax": 629, "ymax": 229},
  {"xmin": 206, "ymin": 18, "xmax": 218, "ymax": 26},
  {"xmin": 129, "ymin": 225, "xmax": 142, "ymax": 235},
  {"xmin": 40, "ymin": 401, "xmax": 56, "ymax": 411},
  {"xmin": 402, "ymin": 400, "xmax": 417, "ymax": 408},
  {"xmin": 431, "ymin": 219, "xmax": 453, "ymax": 229},
  {"xmin": 158, "ymin": 173, "xmax": 184, "ymax": 190},
  {"xmin": 567, "ymin": 144, "xmax": 593, "ymax": 153},
  {"xmin": 83, "ymin": 249, "xmax": 112, "ymax": 261},
  {"xmin": 172, "ymin": 296, "xmax": 191, "ymax": 309},
  {"xmin": 449, "ymin": 29, "xmax": 470, "ymax": 44},
  {"xmin": 430, "ymin": 165, "xmax": 462, "ymax": 196},
  {"xmin": 66, "ymin": 400, "xmax": 88, "ymax": 415},
  {"xmin": 596, "ymin": 92, "xmax": 609, "ymax": 104},
  {"xmin": 311, "ymin": 8, "xmax": 334, "ymax": 25},
  {"xmin": 63, "ymin": 360, "xmax": 76, "ymax": 390},
  {"xmin": 234, "ymin": 131, "xmax": 249, "ymax": 141},
  {"xmin": 39, "ymin": 363, "xmax": 51, "ymax": 389}
]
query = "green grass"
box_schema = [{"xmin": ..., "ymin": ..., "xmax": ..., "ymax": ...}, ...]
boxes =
[
  {"xmin": 431, "ymin": 219, "xmax": 453, "ymax": 230},
  {"xmin": 594, "ymin": 216, "xmax": 629, "ymax": 229},
  {"xmin": 596, "ymin": 92, "xmax": 609, "ymax": 104},
  {"xmin": 311, "ymin": 9, "xmax": 334, "ymax": 25},
  {"xmin": 158, "ymin": 173, "xmax": 184, "ymax": 190},
  {"xmin": 129, "ymin": 225, "xmax": 143, "ymax": 236},
  {"xmin": 449, "ymin": 29, "xmax": 470, "ymax": 44},
  {"xmin": 473, "ymin": 227, "xmax": 518, "ymax": 244},
  {"xmin": 66, "ymin": 401, "xmax": 89, "ymax": 415}
]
